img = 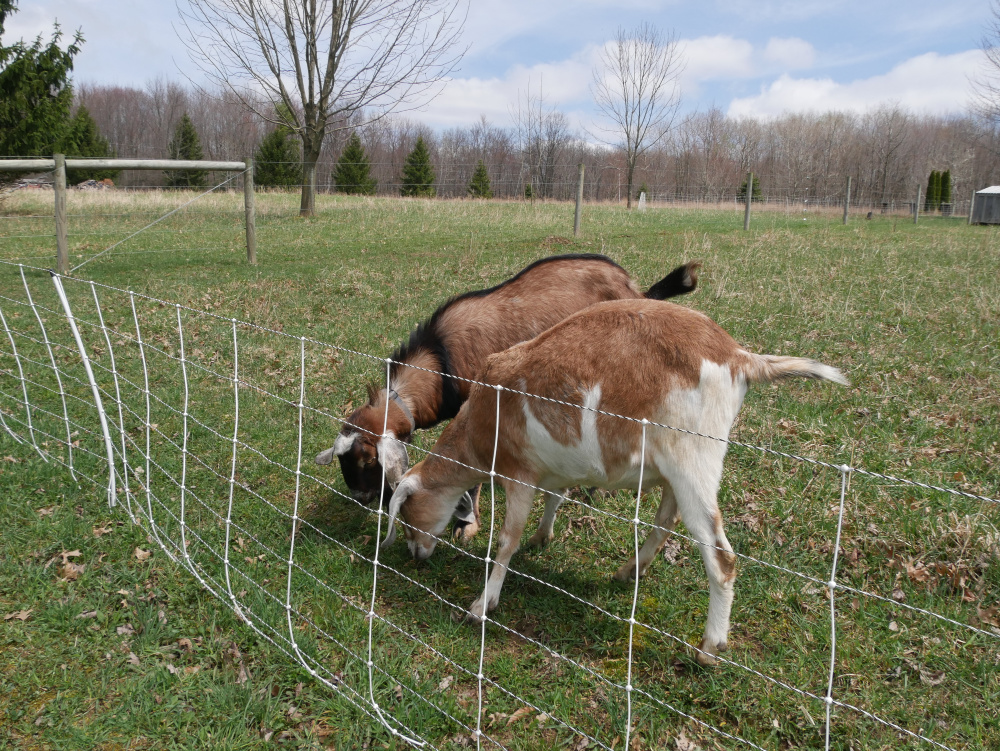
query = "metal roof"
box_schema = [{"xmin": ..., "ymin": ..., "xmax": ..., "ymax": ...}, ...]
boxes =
[{"xmin": 976, "ymin": 186, "xmax": 1000, "ymax": 194}]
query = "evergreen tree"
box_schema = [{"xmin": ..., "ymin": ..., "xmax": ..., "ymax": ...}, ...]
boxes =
[
  {"xmin": 737, "ymin": 174, "xmax": 762, "ymax": 202},
  {"xmin": 940, "ymin": 169, "xmax": 952, "ymax": 207},
  {"xmin": 925, "ymin": 170, "xmax": 940, "ymax": 212},
  {"xmin": 254, "ymin": 108, "xmax": 300, "ymax": 189},
  {"xmin": 165, "ymin": 113, "xmax": 207, "ymax": 188},
  {"xmin": 0, "ymin": 1, "xmax": 82, "ymax": 177},
  {"xmin": 467, "ymin": 159, "xmax": 492, "ymax": 199},
  {"xmin": 636, "ymin": 181, "xmax": 650, "ymax": 200},
  {"xmin": 400, "ymin": 136, "xmax": 435, "ymax": 197},
  {"xmin": 524, "ymin": 183, "xmax": 534, "ymax": 200},
  {"xmin": 333, "ymin": 132, "xmax": 376, "ymax": 195},
  {"xmin": 62, "ymin": 104, "xmax": 118, "ymax": 184}
]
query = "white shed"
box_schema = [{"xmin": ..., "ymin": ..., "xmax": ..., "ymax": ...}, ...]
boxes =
[{"xmin": 971, "ymin": 186, "xmax": 1000, "ymax": 224}]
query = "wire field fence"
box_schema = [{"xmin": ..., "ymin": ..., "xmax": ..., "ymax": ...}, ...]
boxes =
[{"xmin": 0, "ymin": 263, "xmax": 998, "ymax": 749}]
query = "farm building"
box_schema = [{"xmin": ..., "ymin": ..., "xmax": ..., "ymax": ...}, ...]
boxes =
[{"xmin": 971, "ymin": 186, "xmax": 1000, "ymax": 224}]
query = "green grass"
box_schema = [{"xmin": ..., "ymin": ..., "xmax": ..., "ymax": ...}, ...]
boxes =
[{"xmin": 0, "ymin": 190, "xmax": 998, "ymax": 750}]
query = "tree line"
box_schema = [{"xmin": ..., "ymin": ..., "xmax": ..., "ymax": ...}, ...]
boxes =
[{"xmin": 67, "ymin": 80, "xmax": 1000, "ymax": 209}]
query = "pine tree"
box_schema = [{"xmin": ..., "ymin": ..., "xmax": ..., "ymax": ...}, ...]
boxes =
[
  {"xmin": 333, "ymin": 132, "xmax": 376, "ymax": 195},
  {"xmin": 0, "ymin": 2, "xmax": 82, "ymax": 180},
  {"xmin": 62, "ymin": 105, "xmax": 118, "ymax": 184},
  {"xmin": 254, "ymin": 108, "xmax": 300, "ymax": 189},
  {"xmin": 737, "ymin": 175, "xmax": 762, "ymax": 202},
  {"xmin": 165, "ymin": 113, "xmax": 207, "ymax": 189},
  {"xmin": 636, "ymin": 182, "xmax": 650, "ymax": 200},
  {"xmin": 467, "ymin": 159, "xmax": 492, "ymax": 199},
  {"xmin": 940, "ymin": 169, "xmax": 952, "ymax": 208},
  {"xmin": 400, "ymin": 136, "xmax": 435, "ymax": 197},
  {"xmin": 524, "ymin": 183, "xmax": 534, "ymax": 200},
  {"xmin": 925, "ymin": 170, "xmax": 940, "ymax": 212}
]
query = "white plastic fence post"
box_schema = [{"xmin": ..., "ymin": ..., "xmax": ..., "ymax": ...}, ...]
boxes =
[
  {"xmin": 364, "ymin": 356, "xmax": 424, "ymax": 748},
  {"xmin": 0, "ymin": 305, "xmax": 46, "ymax": 459},
  {"xmin": 129, "ymin": 292, "xmax": 175, "ymax": 560},
  {"xmin": 0, "ymin": 301, "xmax": 28, "ymax": 444},
  {"xmin": 91, "ymin": 281, "xmax": 134, "ymax": 522},
  {"xmin": 176, "ymin": 305, "xmax": 193, "ymax": 569},
  {"xmin": 51, "ymin": 272, "xmax": 116, "ymax": 507},
  {"xmin": 21, "ymin": 266, "xmax": 73, "ymax": 475},
  {"xmin": 224, "ymin": 319, "xmax": 246, "ymax": 618},
  {"xmin": 475, "ymin": 384, "xmax": 503, "ymax": 749},
  {"xmin": 624, "ymin": 419, "xmax": 648, "ymax": 750},
  {"xmin": 824, "ymin": 465, "xmax": 851, "ymax": 750}
]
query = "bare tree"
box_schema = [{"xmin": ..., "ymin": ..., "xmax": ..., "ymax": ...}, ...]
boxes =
[
  {"xmin": 177, "ymin": 0, "xmax": 466, "ymax": 216},
  {"xmin": 510, "ymin": 84, "xmax": 574, "ymax": 199},
  {"xmin": 592, "ymin": 23, "xmax": 683, "ymax": 208},
  {"xmin": 972, "ymin": 0, "xmax": 1000, "ymax": 126}
]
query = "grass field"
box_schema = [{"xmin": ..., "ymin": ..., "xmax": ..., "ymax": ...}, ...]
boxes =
[{"xmin": 0, "ymin": 189, "xmax": 998, "ymax": 750}]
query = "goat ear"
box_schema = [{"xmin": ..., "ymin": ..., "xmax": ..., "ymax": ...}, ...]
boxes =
[
  {"xmin": 381, "ymin": 482, "xmax": 410, "ymax": 548},
  {"xmin": 377, "ymin": 434, "xmax": 409, "ymax": 488},
  {"xmin": 316, "ymin": 431, "xmax": 358, "ymax": 465},
  {"xmin": 314, "ymin": 447, "xmax": 337, "ymax": 465}
]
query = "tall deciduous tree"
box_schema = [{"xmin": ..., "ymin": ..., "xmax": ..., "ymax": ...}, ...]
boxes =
[
  {"xmin": 177, "ymin": 0, "xmax": 466, "ymax": 216},
  {"xmin": 591, "ymin": 23, "xmax": 683, "ymax": 209},
  {"xmin": 333, "ymin": 132, "xmax": 376, "ymax": 195},
  {"xmin": 974, "ymin": 0, "xmax": 1000, "ymax": 126},
  {"xmin": 165, "ymin": 113, "xmax": 207, "ymax": 188},
  {"xmin": 400, "ymin": 135, "xmax": 435, "ymax": 196},
  {"xmin": 0, "ymin": 0, "xmax": 82, "ymax": 163}
]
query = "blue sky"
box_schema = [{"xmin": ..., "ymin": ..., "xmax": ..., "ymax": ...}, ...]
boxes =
[{"xmin": 6, "ymin": 0, "xmax": 994, "ymax": 129}]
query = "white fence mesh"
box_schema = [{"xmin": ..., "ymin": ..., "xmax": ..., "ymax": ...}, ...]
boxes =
[{"xmin": 0, "ymin": 261, "xmax": 997, "ymax": 749}]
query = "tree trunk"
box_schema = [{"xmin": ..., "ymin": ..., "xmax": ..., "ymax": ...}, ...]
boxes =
[
  {"xmin": 626, "ymin": 157, "xmax": 636, "ymax": 210},
  {"xmin": 299, "ymin": 127, "xmax": 323, "ymax": 217}
]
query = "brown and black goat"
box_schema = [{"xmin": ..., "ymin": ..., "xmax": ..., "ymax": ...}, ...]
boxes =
[
  {"xmin": 382, "ymin": 299, "xmax": 847, "ymax": 665},
  {"xmin": 315, "ymin": 254, "xmax": 700, "ymax": 537}
]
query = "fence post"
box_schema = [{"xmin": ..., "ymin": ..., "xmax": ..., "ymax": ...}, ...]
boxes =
[
  {"xmin": 843, "ymin": 176, "xmax": 851, "ymax": 225},
  {"xmin": 573, "ymin": 163, "xmax": 585, "ymax": 237},
  {"xmin": 244, "ymin": 158, "xmax": 257, "ymax": 265},
  {"xmin": 51, "ymin": 272, "xmax": 117, "ymax": 508},
  {"xmin": 743, "ymin": 171, "xmax": 752, "ymax": 230},
  {"xmin": 54, "ymin": 154, "xmax": 68, "ymax": 275},
  {"xmin": 968, "ymin": 189, "xmax": 976, "ymax": 225},
  {"xmin": 914, "ymin": 186, "xmax": 921, "ymax": 225}
]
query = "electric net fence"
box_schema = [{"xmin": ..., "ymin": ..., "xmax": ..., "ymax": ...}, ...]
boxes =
[{"xmin": 0, "ymin": 260, "xmax": 997, "ymax": 749}]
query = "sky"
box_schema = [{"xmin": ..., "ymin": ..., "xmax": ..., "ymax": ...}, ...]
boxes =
[{"xmin": 5, "ymin": 0, "xmax": 995, "ymax": 131}]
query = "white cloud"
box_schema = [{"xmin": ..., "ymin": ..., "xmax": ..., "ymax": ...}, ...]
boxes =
[
  {"xmin": 727, "ymin": 50, "xmax": 984, "ymax": 117},
  {"xmin": 681, "ymin": 36, "xmax": 756, "ymax": 83},
  {"xmin": 763, "ymin": 37, "xmax": 815, "ymax": 70},
  {"xmin": 420, "ymin": 48, "xmax": 599, "ymax": 128}
]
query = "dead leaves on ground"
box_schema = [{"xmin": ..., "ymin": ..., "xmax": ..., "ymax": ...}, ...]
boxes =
[{"xmin": 4, "ymin": 609, "xmax": 33, "ymax": 621}]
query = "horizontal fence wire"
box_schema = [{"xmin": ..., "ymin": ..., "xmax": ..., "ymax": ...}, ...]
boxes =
[{"xmin": 0, "ymin": 259, "xmax": 996, "ymax": 750}]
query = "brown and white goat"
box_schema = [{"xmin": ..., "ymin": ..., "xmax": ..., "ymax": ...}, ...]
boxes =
[
  {"xmin": 316, "ymin": 254, "xmax": 700, "ymax": 534},
  {"xmin": 382, "ymin": 299, "xmax": 847, "ymax": 665}
]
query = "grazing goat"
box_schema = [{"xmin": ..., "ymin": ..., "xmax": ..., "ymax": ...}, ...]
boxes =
[
  {"xmin": 382, "ymin": 299, "xmax": 847, "ymax": 665},
  {"xmin": 316, "ymin": 254, "xmax": 700, "ymax": 536}
]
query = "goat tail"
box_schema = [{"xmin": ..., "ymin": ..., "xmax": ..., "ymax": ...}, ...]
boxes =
[
  {"xmin": 741, "ymin": 353, "xmax": 850, "ymax": 387},
  {"xmin": 645, "ymin": 261, "xmax": 701, "ymax": 300}
]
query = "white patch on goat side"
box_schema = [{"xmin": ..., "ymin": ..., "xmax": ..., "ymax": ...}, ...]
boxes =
[
  {"xmin": 523, "ymin": 385, "xmax": 607, "ymax": 485},
  {"xmin": 645, "ymin": 360, "xmax": 747, "ymax": 497}
]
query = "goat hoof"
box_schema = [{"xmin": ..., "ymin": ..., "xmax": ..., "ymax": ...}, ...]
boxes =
[
  {"xmin": 694, "ymin": 637, "xmax": 726, "ymax": 667},
  {"xmin": 451, "ymin": 520, "xmax": 480, "ymax": 544},
  {"xmin": 613, "ymin": 562, "xmax": 638, "ymax": 582},
  {"xmin": 526, "ymin": 531, "xmax": 552, "ymax": 549}
]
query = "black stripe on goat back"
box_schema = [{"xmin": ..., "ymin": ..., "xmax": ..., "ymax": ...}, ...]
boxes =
[{"xmin": 390, "ymin": 254, "xmax": 625, "ymax": 422}]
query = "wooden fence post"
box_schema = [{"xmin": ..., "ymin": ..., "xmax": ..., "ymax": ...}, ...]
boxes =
[
  {"xmin": 54, "ymin": 154, "xmax": 68, "ymax": 275},
  {"xmin": 743, "ymin": 171, "xmax": 753, "ymax": 230},
  {"xmin": 914, "ymin": 186, "xmax": 921, "ymax": 225},
  {"xmin": 843, "ymin": 176, "xmax": 851, "ymax": 225},
  {"xmin": 573, "ymin": 163, "xmax": 585, "ymax": 237},
  {"xmin": 244, "ymin": 158, "xmax": 257, "ymax": 265}
]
